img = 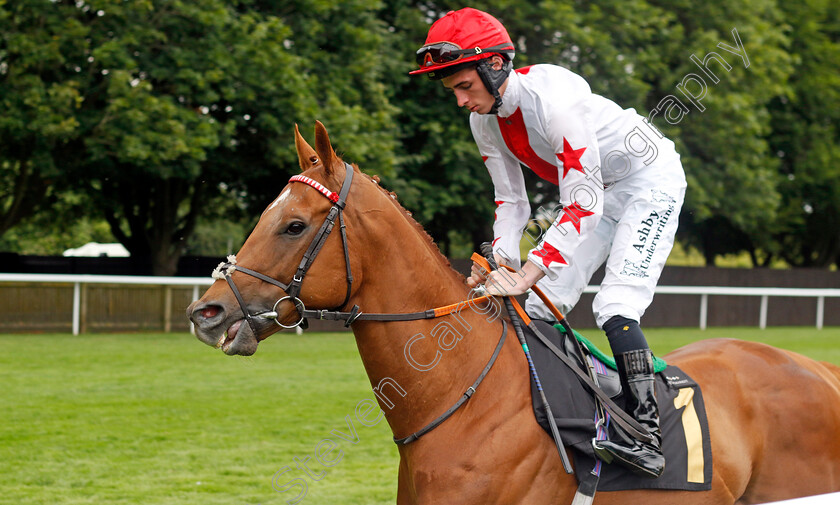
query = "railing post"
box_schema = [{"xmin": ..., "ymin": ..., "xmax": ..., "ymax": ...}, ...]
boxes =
[
  {"xmin": 817, "ymin": 296, "xmax": 825, "ymax": 330},
  {"xmin": 759, "ymin": 295, "xmax": 768, "ymax": 330},
  {"xmin": 72, "ymin": 282, "xmax": 81, "ymax": 336},
  {"xmin": 163, "ymin": 286, "xmax": 172, "ymax": 333},
  {"xmin": 699, "ymin": 294, "xmax": 708, "ymax": 330}
]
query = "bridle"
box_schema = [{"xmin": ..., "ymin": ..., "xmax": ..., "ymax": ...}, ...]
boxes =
[
  {"xmin": 210, "ymin": 162, "xmax": 651, "ymax": 456},
  {"xmin": 214, "ymin": 162, "xmax": 355, "ymax": 333},
  {"xmin": 210, "ymin": 162, "xmax": 510, "ymax": 447},
  {"xmin": 215, "ymin": 162, "xmax": 500, "ymax": 330}
]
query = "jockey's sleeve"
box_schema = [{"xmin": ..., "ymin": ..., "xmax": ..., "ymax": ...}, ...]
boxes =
[
  {"xmin": 527, "ymin": 99, "xmax": 604, "ymax": 279},
  {"xmin": 471, "ymin": 117, "xmax": 529, "ymax": 269}
]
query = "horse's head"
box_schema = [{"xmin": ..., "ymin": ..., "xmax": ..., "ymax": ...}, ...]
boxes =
[{"xmin": 188, "ymin": 122, "xmax": 362, "ymax": 355}]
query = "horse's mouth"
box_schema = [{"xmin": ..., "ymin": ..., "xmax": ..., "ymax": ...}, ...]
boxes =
[
  {"xmin": 214, "ymin": 319, "xmax": 258, "ymax": 355},
  {"xmin": 214, "ymin": 319, "xmax": 240, "ymax": 352}
]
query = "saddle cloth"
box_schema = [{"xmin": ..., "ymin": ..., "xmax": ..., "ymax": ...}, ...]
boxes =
[{"xmin": 524, "ymin": 320, "xmax": 713, "ymax": 491}]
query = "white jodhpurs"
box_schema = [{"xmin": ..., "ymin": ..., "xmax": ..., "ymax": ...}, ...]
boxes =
[{"xmin": 524, "ymin": 160, "xmax": 687, "ymax": 328}]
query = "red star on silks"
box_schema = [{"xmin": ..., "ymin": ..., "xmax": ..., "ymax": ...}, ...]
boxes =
[
  {"xmin": 532, "ymin": 242, "xmax": 567, "ymax": 268},
  {"xmin": 555, "ymin": 138, "xmax": 587, "ymax": 179},
  {"xmin": 494, "ymin": 200, "xmax": 504, "ymax": 220},
  {"xmin": 557, "ymin": 202, "xmax": 595, "ymax": 234}
]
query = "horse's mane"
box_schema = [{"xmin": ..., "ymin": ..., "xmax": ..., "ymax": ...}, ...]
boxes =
[
  {"xmin": 297, "ymin": 161, "xmax": 468, "ymax": 284},
  {"xmin": 358, "ymin": 170, "xmax": 467, "ymax": 283}
]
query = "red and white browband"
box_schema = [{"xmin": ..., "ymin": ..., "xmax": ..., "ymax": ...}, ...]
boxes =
[{"xmin": 289, "ymin": 175, "xmax": 340, "ymax": 203}]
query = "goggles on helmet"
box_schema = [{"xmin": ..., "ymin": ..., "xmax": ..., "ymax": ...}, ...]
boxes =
[{"xmin": 415, "ymin": 42, "xmax": 513, "ymax": 68}]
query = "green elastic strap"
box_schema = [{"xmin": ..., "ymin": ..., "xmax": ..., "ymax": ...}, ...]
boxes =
[{"xmin": 554, "ymin": 324, "xmax": 667, "ymax": 373}]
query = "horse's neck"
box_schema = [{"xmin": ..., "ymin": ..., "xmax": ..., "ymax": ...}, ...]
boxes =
[
  {"xmin": 347, "ymin": 204, "xmax": 510, "ymax": 436},
  {"xmin": 348, "ymin": 195, "xmax": 471, "ymax": 314}
]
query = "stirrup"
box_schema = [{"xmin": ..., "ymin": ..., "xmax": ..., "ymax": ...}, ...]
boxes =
[{"xmin": 592, "ymin": 438, "xmax": 665, "ymax": 478}]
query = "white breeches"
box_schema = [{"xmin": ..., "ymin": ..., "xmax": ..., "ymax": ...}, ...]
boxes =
[{"xmin": 525, "ymin": 159, "xmax": 687, "ymax": 328}]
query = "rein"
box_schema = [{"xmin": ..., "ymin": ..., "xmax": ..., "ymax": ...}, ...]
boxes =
[
  {"xmin": 212, "ymin": 162, "xmax": 650, "ymax": 456},
  {"xmin": 216, "ymin": 163, "xmax": 499, "ymax": 328},
  {"xmin": 213, "ymin": 163, "xmax": 507, "ymax": 446},
  {"xmin": 394, "ymin": 320, "xmax": 508, "ymax": 445},
  {"xmin": 298, "ymin": 293, "xmax": 499, "ymax": 325}
]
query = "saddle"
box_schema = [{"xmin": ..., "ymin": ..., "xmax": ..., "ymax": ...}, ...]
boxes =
[
  {"xmin": 522, "ymin": 320, "xmax": 713, "ymax": 492},
  {"xmin": 553, "ymin": 323, "xmax": 623, "ymax": 399},
  {"xmin": 467, "ymin": 250, "xmax": 711, "ymax": 491}
]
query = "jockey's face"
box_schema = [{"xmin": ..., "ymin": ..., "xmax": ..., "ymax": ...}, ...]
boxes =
[{"xmin": 441, "ymin": 56, "xmax": 507, "ymax": 115}]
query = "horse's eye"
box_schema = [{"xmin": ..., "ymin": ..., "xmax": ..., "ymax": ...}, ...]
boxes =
[{"xmin": 286, "ymin": 222, "xmax": 306, "ymax": 236}]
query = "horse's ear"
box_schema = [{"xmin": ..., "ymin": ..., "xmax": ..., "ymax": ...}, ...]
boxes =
[
  {"xmin": 294, "ymin": 123, "xmax": 319, "ymax": 172},
  {"xmin": 314, "ymin": 120, "xmax": 340, "ymax": 176}
]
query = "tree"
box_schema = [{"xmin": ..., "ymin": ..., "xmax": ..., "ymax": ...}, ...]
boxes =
[
  {"xmin": 526, "ymin": 0, "xmax": 793, "ymax": 265},
  {"xmin": 3, "ymin": 0, "xmax": 835, "ymax": 270},
  {"xmin": 383, "ymin": 0, "xmax": 793, "ymax": 264},
  {"xmin": 229, "ymin": 0, "xmax": 401, "ymax": 214},
  {"xmin": 1, "ymin": 0, "xmax": 399, "ymax": 274},
  {"xmin": 0, "ymin": 0, "xmax": 80, "ymax": 237},
  {"xmin": 768, "ymin": 0, "xmax": 840, "ymax": 267},
  {"xmin": 378, "ymin": 1, "xmax": 509, "ymax": 255},
  {"xmin": 70, "ymin": 0, "xmax": 311, "ymax": 275},
  {"xmin": 0, "ymin": 191, "xmax": 113, "ymax": 254}
]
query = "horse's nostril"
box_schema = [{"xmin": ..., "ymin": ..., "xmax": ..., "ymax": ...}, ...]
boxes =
[{"xmin": 201, "ymin": 305, "xmax": 221, "ymax": 319}]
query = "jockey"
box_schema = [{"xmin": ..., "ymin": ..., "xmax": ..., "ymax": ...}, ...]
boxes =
[{"xmin": 410, "ymin": 7, "xmax": 686, "ymax": 479}]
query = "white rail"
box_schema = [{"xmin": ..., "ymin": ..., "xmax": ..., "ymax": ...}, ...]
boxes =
[
  {"xmin": 2, "ymin": 273, "xmax": 839, "ymax": 333},
  {"xmin": 0, "ymin": 273, "xmax": 213, "ymax": 335},
  {"xmin": 584, "ymin": 285, "xmax": 840, "ymax": 330},
  {"xmin": 0, "ymin": 273, "xmax": 213, "ymax": 286}
]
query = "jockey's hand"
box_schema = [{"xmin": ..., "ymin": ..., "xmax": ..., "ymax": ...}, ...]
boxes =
[
  {"xmin": 483, "ymin": 260, "xmax": 547, "ymax": 297},
  {"xmin": 467, "ymin": 254, "xmax": 505, "ymax": 288}
]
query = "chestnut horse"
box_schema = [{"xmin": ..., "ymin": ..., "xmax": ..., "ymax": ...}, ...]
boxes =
[{"xmin": 188, "ymin": 122, "xmax": 840, "ymax": 504}]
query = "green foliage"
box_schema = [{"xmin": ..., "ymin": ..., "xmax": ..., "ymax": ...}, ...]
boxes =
[
  {"xmin": 0, "ymin": 0, "xmax": 399, "ymax": 272},
  {"xmin": 379, "ymin": 1, "xmax": 499, "ymax": 254},
  {"xmin": 652, "ymin": 0, "xmax": 793, "ymax": 264},
  {"xmin": 184, "ymin": 216, "xmax": 252, "ymax": 257},
  {"xmin": 768, "ymin": 0, "xmax": 840, "ymax": 267},
  {"xmin": 1, "ymin": 0, "xmax": 839, "ymax": 268},
  {"xmin": 385, "ymin": 0, "xmax": 799, "ymax": 262},
  {"xmin": 0, "ymin": 0, "xmax": 84, "ymax": 235},
  {"xmin": 231, "ymin": 0, "xmax": 401, "ymax": 212},
  {"xmin": 0, "ymin": 191, "xmax": 115, "ymax": 254}
]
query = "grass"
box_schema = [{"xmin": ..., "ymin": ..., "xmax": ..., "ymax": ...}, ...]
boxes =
[{"xmin": 3, "ymin": 327, "xmax": 839, "ymax": 505}]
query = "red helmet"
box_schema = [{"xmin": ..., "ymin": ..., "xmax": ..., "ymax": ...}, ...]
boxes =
[{"xmin": 410, "ymin": 8, "xmax": 515, "ymax": 79}]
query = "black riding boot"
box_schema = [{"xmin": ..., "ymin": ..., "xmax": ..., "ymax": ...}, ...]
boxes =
[{"xmin": 593, "ymin": 349, "xmax": 665, "ymax": 478}]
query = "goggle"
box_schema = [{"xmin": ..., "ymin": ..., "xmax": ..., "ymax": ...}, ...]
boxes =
[{"xmin": 415, "ymin": 42, "xmax": 513, "ymax": 67}]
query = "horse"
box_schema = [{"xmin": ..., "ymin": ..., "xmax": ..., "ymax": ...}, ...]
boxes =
[{"xmin": 188, "ymin": 122, "xmax": 840, "ymax": 504}]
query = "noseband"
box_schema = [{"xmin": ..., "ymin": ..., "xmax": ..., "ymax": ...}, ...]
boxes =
[
  {"xmin": 207, "ymin": 163, "xmax": 653, "ymax": 464},
  {"xmin": 214, "ymin": 163, "xmax": 355, "ymax": 333}
]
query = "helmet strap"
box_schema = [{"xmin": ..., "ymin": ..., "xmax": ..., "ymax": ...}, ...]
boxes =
[{"xmin": 475, "ymin": 58, "xmax": 512, "ymax": 115}]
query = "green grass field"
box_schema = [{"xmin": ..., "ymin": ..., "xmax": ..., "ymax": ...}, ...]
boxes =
[{"xmin": 3, "ymin": 327, "xmax": 839, "ymax": 505}]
